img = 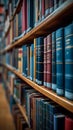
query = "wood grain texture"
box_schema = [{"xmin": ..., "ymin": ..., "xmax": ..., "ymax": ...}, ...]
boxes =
[{"xmin": 3, "ymin": 64, "xmax": 73, "ymax": 113}]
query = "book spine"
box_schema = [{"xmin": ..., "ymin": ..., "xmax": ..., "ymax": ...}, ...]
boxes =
[
  {"xmin": 30, "ymin": 43, "xmax": 34, "ymax": 80},
  {"xmin": 65, "ymin": 117, "xmax": 73, "ymax": 130},
  {"xmin": 45, "ymin": 0, "xmax": 50, "ymax": 17},
  {"xmin": 34, "ymin": 38, "xmax": 36, "ymax": 82},
  {"xmin": 54, "ymin": 114, "xmax": 65, "ymax": 130},
  {"xmin": 27, "ymin": 44, "xmax": 30, "ymax": 78},
  {"xmin": 23, "ymin": 45, "xmax": 27, "ymax": 76},
  {"xmin": 46, "ymin": 34, "xmax": 52, "ymax": 89},
  {"xmin": 18, "ymin": 48, "xmax": 23, "ymax": 73},
  {"xmin": 18, "ymin": 9, "xmax": 22, "ymax": 36},
  {"xmin": 27, "ymin": 0, "xmax": 34, "ymax": 32},
  {"xmin": 64, "ymin": 23, "xmax": 73, "ymax": 100},
  {"xmin": 44, "ymin": 37, "xmax": 47, "ymax": 87},
  {"xmin": 52, "ymin": 32, "xmax": 56, "ymax": 91},
  {"xmin": 36, "ymin": 37, "xmax": 44, "ymax": 85},
  {"xmin": 56, "ymin": 28, "xmax": 64, "ymax": 96},
  {"xmin": 42, "ymin": 0, "xmax": 45, "ymax": 20}
]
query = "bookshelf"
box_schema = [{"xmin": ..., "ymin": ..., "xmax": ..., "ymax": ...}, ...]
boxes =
[
  {"xmin": 0, "ymin": 0, "xmax": 73, "ymax": 130},
  {"xmin": 3, "ymin": 74, "xmax": 29, "ymax": 126},
  {"xmin": 3, "ymin": 63, "xmax": 73, "ymax": 113},
  {"xmin": 1, "ymin": 0, "xmax": 73, "ymax": 53}
]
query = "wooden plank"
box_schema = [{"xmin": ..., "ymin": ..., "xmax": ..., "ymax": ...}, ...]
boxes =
[{"xmin": 3, "ymin": 64, "xmax": 73, "ymax": 113}]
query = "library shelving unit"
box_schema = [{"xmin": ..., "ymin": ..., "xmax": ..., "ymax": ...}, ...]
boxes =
[{"xmin": 0, "ymin": 0, "xmax": 73, "ymax": 129}]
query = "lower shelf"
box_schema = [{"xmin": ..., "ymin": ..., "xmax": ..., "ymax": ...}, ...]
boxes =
[{"xmin": 3, "ymin": 64, "xmax": 73, "ymax": 113}]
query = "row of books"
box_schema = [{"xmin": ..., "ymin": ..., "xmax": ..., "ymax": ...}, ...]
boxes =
[
  {"xmin": 12, "ymin": 79, "xmax": 73, "ymax": 130},
  {"xmin": 12, "ymin": 105, "xmax": 29, "ymax": 130},
  {"xmin": 3, "ymin": 21, "xmax": 73, "ymax": 101},
  {"xmin": 3, "ymin": 0, "xmax": 68, "ymax": 46}
]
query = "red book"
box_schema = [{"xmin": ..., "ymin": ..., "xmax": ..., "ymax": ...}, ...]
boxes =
[
  {"xmin": 65, "ymin": 117, "xmax": 73, "ymax": 130},
  {"xmin": 44, "ymin": 37, "xmax": 47, "ymax": 87},
  {"xmin": 46, "ymin": 34, "xmax": 52, "ymax": 89},
  {"xmin": 22, "ymin": 0, "xmax": 27, "ymax": 33},
  {"xmin": 42, "ymin": 0, "xmax": 45, "ymax": 19}
]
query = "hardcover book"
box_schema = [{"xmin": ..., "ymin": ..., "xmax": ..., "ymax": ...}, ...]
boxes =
[
  {"xmin": 64, "ymin": 22, "xmax": 73, "ymax": 100},
  {"xmin": 46, "ymin": 34, "xmax": 52, "ymax": 89},
  {"xmin": 65, "ymin": 117, "xmax": 73, "ymax": 130},
  {"xmin": 56, "ymin": 28, "xmax": 64, "ymax": 96},
  {"xmin": 54, "ymin": 113, "xmax": 65, "ymax": 130},
  {"xmin": 52, "ymin": 32, "xmax": 56, "ymax": 91}
]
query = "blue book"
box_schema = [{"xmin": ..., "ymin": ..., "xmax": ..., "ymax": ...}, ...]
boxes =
[
  {"xmin": 52, "ymin": 32, "xmax": 56, "ymax": 91},
  {"xmin": 36, "ymin": 37, "xmax": 44, "ymax": 85},
  {"xmin": 18, "ymin": 9, "xmax": 22, "ymax": 36},
  {"xmin": 30, "ymin": 43, "xmax": 34, "ymax": 80},
  {"xmin": 23, "ymin": 45, "xmax": 27, "ymax": 76},
  {"xmin": 64, "ymin": 22, "xmax": 73, "ymax": 100},
  {"xmin": 27, "ymin": 0, "xmax": 34, "ymax": 32},
  {"xmin": 56, "ymin": 28, "xmax": 64, "ymax": 96},
  {"xmin": 54, "ymin": 113, "xmax": 65, "ymax": 130},
  {"xmin": 46, "ymin": 102, "xmax": 60, "ymax": 130}
]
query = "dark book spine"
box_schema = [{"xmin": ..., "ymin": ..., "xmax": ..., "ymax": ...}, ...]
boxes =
[
  {"xmin": 30, "ymin": 43, "xmax": 34, "ymax": 80},
  {"xmin": 18, "ymin": 9, "xmax": 22, "ymax": 36},
  {"xmin": 27, "ymin": 44, "xmax": 30, "ymax": 78},
  {"xmin": 56, "ymin": 28, "xmax": 64, "ymax": 96},
  {"xmin": 23, "ymin": 45, "xmax": 27, "ymax": 76},
  {"xmin": 44, "ymin": 37, "xmax": 47, "ymax": 87},
  {"xmin": 36, "ymin": 37, "xmax": 44, "ymax": 85},
  {"xmin": 64, "ymin": 23, "xmax": 73, "ymax": 100},
  {"xmin": 27, "ymin": 0, "xmax": 34, "ymax": 32},
  {"xmin": 52, "ymin": 32, "xmax": 56, "ymax": 91},
  {"xmin": 46, "ymin": 34, "xmax": 52, "ymax": 89},
  {"xmin": 54, "ymin": 114, "xmax": 65, "ymax": 130},
  {"xmin": 65, "ymin": 117, "xmax": 73, "ymax": 130}
]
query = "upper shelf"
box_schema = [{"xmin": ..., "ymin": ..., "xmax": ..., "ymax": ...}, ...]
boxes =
[
  {"xmin": 1, "ymin": 0, "xmax": 73, "ymax": 54},
  {"xmin": 3, "ymin": 64, "xmax": 73, "ymax": 113}
]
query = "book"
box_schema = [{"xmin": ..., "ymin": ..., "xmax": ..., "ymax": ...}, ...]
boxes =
[
  {"xmin": 22, "ymin": 0, "xmax": 27, "ymax": 34},
  {"xmin": 64, "ymin": 22, "xmax": 73, "ymax": 100},
  {"xmin": 42, "ymin": 0, "xmax": 45, "ymax": 20},
  {"xmin": 34, "ymin": 38, "xmax": 36, "ymax": 82},
  {"xmin": 46, "ymin": 102, "xmax": 60, "ymax": 130},
  {"xmin": 65, "ymin": 117, "xmax": 73, "ymax": 130},
  {"xmin": 23, "ymin": 45, "xmax": 27, "ymax": 76},
  {"xmin": 45, "ymin": 0, "xmax": 50, "ymax": 17},
  {"xmin": 46, "ymin": 34, "xmax": 52, "ymax": 89},
  {"xmin": 44, "ymin": 37, "xmax": 47, "ymax": 87},
  {"xmin": 36, "ymin": 37, "xmax": 44, "ymax": 85},
  {"xmin": 18, "ymin": 48, "xmax": 23, "ymax": 73},
  {"xmin": 56, "ymin": 28, "xmax": 64, "ymax": 96},
  {"xmin": 27, "ymin": 0, "xmax": 34, "ymax": 32},
  {"xmin": 30, "ymin": 43, "xmax": 34, "ymax": 80},
  {"xmin": 18, "ymin": 9, "xmax": 22, "ymax": 36},
  {"xmin": 54, "ymin": 113, "xmax": 65, "ymax": 130},
  {"xmin": 52, "ymin": 32, "xmax": 56, "ymax": 91},
  {"xmin": 27, "ymin": 44, "xmax": 30, "ymax": 78}
]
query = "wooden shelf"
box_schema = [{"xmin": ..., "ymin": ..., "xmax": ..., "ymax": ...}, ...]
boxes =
[
  {"xmin": 3, "ymin": 64, "xmax": 73, "ymax": 113},
  {"xmin": 3, "ymin": 77, "xmax": 29, "ymax": 126},
  {"xmin": 1, "ymin": 0, "xmax": 73, "ymax": 54},
  {"xmin": 13, "ymin": 94, "xmax": 29, "ymax": 126}
]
